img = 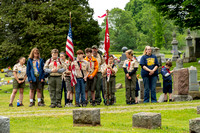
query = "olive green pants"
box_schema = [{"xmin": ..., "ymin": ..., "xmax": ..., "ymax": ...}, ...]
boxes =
[{"xmin": 125, "ymin": 74, "xmax": 136, "ymax": 103}]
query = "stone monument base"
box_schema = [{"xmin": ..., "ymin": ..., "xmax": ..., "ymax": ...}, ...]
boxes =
[
  {"xmin": 189, "ymin": 91, "xmax": 200, "ymax": 100},
  {"xmin": 172, "ymin": 95, "xmax": 193, "ymax": 102},
  {"xmin": 183, "ymin": 57, "xmax": 197, "ymax": 63}
]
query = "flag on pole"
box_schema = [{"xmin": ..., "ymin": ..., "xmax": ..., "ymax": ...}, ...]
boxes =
[
  {"xmin": 66, "ymin": 21, "xmax": 77, "ymax": 87},
  {"xmin": 98, "ymin": 13, "xmax": 107, "ymax": 18},
  {"xmin": 104, "ymin": 17, "xmax": 110, "ymax": 65}
]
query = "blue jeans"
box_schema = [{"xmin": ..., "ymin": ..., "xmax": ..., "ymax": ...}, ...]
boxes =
[
  {"xmin": 61, "ymin": 79, "xmax": 67, "ymax": 105},
  {"xmin": 143, "ymin": 76, "xmax": 157, "ymax": 103},
  {"xmin": 75, "ymin": 78, "xmax": 86, "ymax": 104}
]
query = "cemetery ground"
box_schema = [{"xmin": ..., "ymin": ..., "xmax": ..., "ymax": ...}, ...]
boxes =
[{"xmin": 0, "ymin": 53, "xmax": 200, "ymax": 132}]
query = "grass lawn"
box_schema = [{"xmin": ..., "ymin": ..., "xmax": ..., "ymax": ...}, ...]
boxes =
[{"xmin": 0, "ymin": 52, "xmax": 200, "ymax": 133}]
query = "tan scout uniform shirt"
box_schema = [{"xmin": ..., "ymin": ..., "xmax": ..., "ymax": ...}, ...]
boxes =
[
  {"xmin": 123, "ymin": 57, "xmax": 139, "ymax": 72},
  {"xmin": 13, "ymin": 63, "xmax": 27, "ymax": 79},
  {"xmin": 72, "ymin": 59, "xmax": 89, "ymax": 78},
  {"xmin": 61, "ymin": 60, "xmax": 71, "ymax": 79},
  {"xmin": 101, "ymin": 63, "xmax": 118, "ymax": 77},
  {"xmin": 44, "ymin": 58, "xmax": 65, "ymax": 76},
  {"xmin": 93, "ymin": 53, "xmax": 104, "ymax": 72}
]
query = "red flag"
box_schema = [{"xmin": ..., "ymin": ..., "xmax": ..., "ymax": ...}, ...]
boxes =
[
  {"xmin": 104, "ymin": 17, "xmax": 110, "ymax": 64},
  {"xmin": 98, "ymin": 13, "xmax": 107, "ymax": 18}
]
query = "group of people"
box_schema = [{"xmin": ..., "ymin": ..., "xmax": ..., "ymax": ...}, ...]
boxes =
[{"xmin": 9, "ymin": 45, "xmax": 173, "ymax": 108}]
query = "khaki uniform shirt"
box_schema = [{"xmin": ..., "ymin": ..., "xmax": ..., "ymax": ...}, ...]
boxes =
[
  {"xmin": 101, "ymin": 63, "xmax": 118, "ymax": 77},
  {"xmin": 123, "ymin": 57, "xmax": 139, "ymax": 72},
  {"xmin": 44, "ymin": 58, "xmax": 65, "ymax": 76},
  {"xmin": 72, "ymin": 59, "xmax": 89, "ymax": 78},
  {"xmin": 93, "ymin": 53, "xmax": 104, "ymax": 72},
  {"xmin": 13, "ymin": 63, "xmax": 26, "ymax": 79}
]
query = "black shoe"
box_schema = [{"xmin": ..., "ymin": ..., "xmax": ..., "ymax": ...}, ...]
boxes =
[
  {"xmin": 38, "ymin": 102, "xmax": 45, "ymax": 106},
  {"xmin": 130, "ymin": 101, "xmax": 135, "ymax": 105},
  {"xmin": 126, "ymin": 101, "xmax": 131, "ymax": 105},
  {"xmin": 29, "ymin": 102, "xmax": 34, "ymax": 107},
  {"xmin": 50, "ymin": 104, "xmax": 56, "ymax": 108},
  {"xmin": 92, "ymin": 101, "xmax": 96, "ymax": 106},
  {"xmin": 56, "ymin": 104, "xmax": 62, "ymax": 108},
  {"xmin": 169, "ymin": 99, "xmax": 173, "ymax": 102},
  {"xmin": 96, "ymin": 102, "xmax": 101, "ymax": 105},
  {"xmin": 164, "ymin": 100, "xmax": 168, "ymax": 102},
  {"xmin": 75, "ymin": 104, "xmax": 81, "ymax": 107},
  {"xmin": 9, "ymin": 103, "xmax": 13, "ymax": 107}
]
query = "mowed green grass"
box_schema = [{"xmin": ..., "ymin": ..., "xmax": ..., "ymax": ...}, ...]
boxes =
[{"xmin": 0, "ymin": 52, "xmax": 200, "ymax": 133}]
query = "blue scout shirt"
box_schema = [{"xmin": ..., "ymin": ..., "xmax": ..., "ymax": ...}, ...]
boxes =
[
  {"xmin": 161, "ymin": 66, "xmax": 172, "ymax": 81},
  {"xmin": 140, "ymin": 54, "xmax": 159, "ymax": 78}
]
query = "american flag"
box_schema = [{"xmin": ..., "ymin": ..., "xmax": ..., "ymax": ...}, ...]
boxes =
[{"xmin": 66, "ymin": 21, "xmax": 77, "ymax": 87}]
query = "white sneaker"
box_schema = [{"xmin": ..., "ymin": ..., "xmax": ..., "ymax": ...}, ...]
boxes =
[{"xmin": 65, "ymin": 103, "xmax": 69, "ymax": 107}]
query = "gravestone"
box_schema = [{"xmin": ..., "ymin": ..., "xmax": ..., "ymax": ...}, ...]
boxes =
[
  {"xmin": 174, "ymin": 58, "xmax": 183, "ymax": 70},
  {"xmin": 73, "ymin": 108, "xmax": 100, "ymax": 126},
  {"xmin": 132, "ymin": 112, "xmax": 161, "ymax": 129},
  {"xmin": 194, "ymin": 37, "xmax": 200, "ymax": 58},
  {"xmin": 3, "ymin": 69, "xmax": 9, "ymax": 73},
  {"xmin": 0, "ymin": 116, "xmax": 10, "ymax": 133},
  {"xmin": 188, "ymin": 66, "xmax": 200, "ymax": 99},
  {"xmin": 115, "ymin": 83, "xmax": 122, "ymax": 89},
  {"xmin": 197, "ymin": 106, "xmax": 200, "ymax": 114},
  {"xmin": 171, "ymin": 32, "xmax": 179, "ymax": 61},
  {"xmin": 138, "ymin": 79, "xmax": 144, "ymax": 102},
  {"xmin": 119, "ymin": 47, "xmax": 128, "ymax": 68},
  {"xmin": 6, "ymin": 71, "xmax": 13, "ymax": 77},
  {"xmin": 172, "ymin": 95, "xmax": 193, "ymax": 102},
  {"xmin": 183, "ymin": 29, "xmax": 196, "ymax": 63},
  {"xmin": 173, "ymin": 68, "xmax": 189, "ymax": 95},
  {"xmin": 189, "ymin": 118, "xmax": 200, "ymax": 133}
]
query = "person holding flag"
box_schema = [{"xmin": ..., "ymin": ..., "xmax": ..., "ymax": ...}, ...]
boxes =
[
  {"xmin": 123, "ymin": 49, "xmax": 139, "ymax": 105},
  {"xmin": 102, "ymin": 55, "xmax": 118, "ymax": 105},
  {"xmin": 44, "ymin": 49, "xmax": 66, "ymax": 108}
]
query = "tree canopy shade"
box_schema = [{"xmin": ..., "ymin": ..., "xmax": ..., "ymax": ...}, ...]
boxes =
[
  {"xmin": 0, "ymin": 0, "xmax": 101, "ymax": 68},
  {"xmin": 150, "ymin": 0, "xmax": 200, "ymax": 30}
]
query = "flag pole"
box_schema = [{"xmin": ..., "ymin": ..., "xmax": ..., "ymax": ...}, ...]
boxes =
[
  {"xmin": 106, "ymin": 9, "xmax": 110, "ymax": 105},
  {"xmin": 69, "ymin": 11, "xmax": 76, "ymax": 105}
]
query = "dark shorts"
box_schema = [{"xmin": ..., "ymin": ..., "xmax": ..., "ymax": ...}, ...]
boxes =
[
  {"xmin": 65, "ymin": 76, "xmax": 74, "ymax": 92},
  {"xmin": 163, "ymin": 81, "xmax": 172, "ymax": 94},
  {"xmin": 13, "ymin": 78, "xmax": 25, "ymax": 89},
  {"xmin": 135, "ymin": 90, "xmax": 139, "ymax": 97},
  {"xmin": 30, "ymin": 77, "xmax": 43, "ymax": 90},
  {"xmin": 86, "ymin": 77, "xmax": 97, "ymax": 92}
]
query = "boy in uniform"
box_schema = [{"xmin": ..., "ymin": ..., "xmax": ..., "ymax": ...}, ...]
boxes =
[
  {"xmin": 44, "ymin": 49, "xmax": 66, "ymax": 108},
  {"xmin": 84, "ymin": 48, "xmax": 98, "ymax": 106},
  {"xmin": 102, "ymin": 55, "xmax": 118, "ymax": 105},
  {"xmin": 73, "ymin": 50, "xmax": 89, "ymax": 107},
  {"xmin": 123, "ymin": 49, "xmax": 139, "ymax": 105}
]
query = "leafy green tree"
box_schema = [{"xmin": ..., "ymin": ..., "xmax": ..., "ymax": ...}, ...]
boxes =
[
  {"xmin": 0, "ymin": 0, "xmax": 101, "ymax": 68},
  {"xmin": 150, "ymin": 0, "xmax": 200, "ymax": 30}
]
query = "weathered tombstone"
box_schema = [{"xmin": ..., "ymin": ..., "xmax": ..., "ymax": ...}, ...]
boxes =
[
  {"xmin": 138, "ymin": 79, "xmax": 144, "ymax": 102},
  {"xmin": 73, "ymin": 108, "xmax": 100, "ymax": 126},
  {"xmin": 0, "ymin": 77, "xmax": 1, "ymax": 81},
  {"xmin": 174, "ymin": 58, "xmax": 183, "ymax": 70},
  {"xmin": 3, "ymin": 69, "xmax": 9, "ymax": 73},
  {"xmin": 7, "ymin": 71, "xmax": 13, "ymax": 77},
  {"xmin": 115, "ymin": 83, "xmax": 122, "ymax": 89},
  {"xmin": 172, "ymin": 95, "xmax": 193, "ymax": 102},
  {"xmin": 197, "ymin": 106, "xmax": 200, "ymax": 114},
  {"xmin": 189, "ymin": 118, "xmax": 200, "ymax": 133},
  {"xmin": 173, "ymin": 68, "xmax": 189, "ymax": 95},
  {"xmin": 118, "ymin": 47, "xmax": 128, "ymax": 68},
  {"xmin": 183, "ymin": 29, "xmax": 196, "ymax": 63},
  {"xmin": 188, "ymin": 66, "xmax": 200, "ymax": 99},
  {"xmin": 194, "ymin": 37, "xmax": 200, "ymax": 58},
  {"xmin": 132, "ymin": 112, "xmax": 161, "ymax": 129},
  {"xmin": 0, "ymin": 116, "xmax": 10, "ymax": 133},
  {"xmin": 171, "ymin": 32, "xmax": 179, "ymax": 61}
]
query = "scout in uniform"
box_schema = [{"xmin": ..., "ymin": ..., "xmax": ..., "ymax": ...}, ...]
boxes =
[
  {"xmin": 9, "ymin": 57, "xmax": 27, "ymax": 107},
  {"xmin": 84, "ymin": 48, "xmax": 98, "ymax": 106},
  {"xmin": 92, "ymin": 45, "xmax": 104, "ymax": 105},
  {"xmin": 44, "ymin": 49, "xmax": 66, "ymax": 108},
  {"xmin": 102, "ymin": 55, "xmax": 118, "ymax": 105},
  {"xmin": 123, "ymin": 49, "xmax": 139, "ymax": 105},
  {"xmin": 161, "ymin": 61, "xmax": 173, "ymax": 102},
  {"xmin": 64, "ymin": 58, "xmax": 74, "ymax": 107},
  {"xmin": 60, "ymin": 52, "xmax": 68, "ymax": 105},
  {"xmin": 27, "ymin": 48, "xmax": 45, "ymax": 107},
  {"xmin": 73, "ymin": 50, "xmax": 89, "ymax": 107}
]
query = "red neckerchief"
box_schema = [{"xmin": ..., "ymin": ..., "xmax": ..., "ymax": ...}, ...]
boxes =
[
  {"xmin": 68, "ymin": 63, "xmax": 72, "ymax": 71},
  {"xmin": 54, "ymin": 60, "xmax": 57, "ymax": 68},
  {"xmin": 128, "ymin": 59, "xmax": 133, "ymax": 70},
  {"xmin": 163, "ymin": 66, "xmax": 170, "ymax": 73},
  {"xmin": 78, "ymin": 61, "xmax": 82, "ymax": 70}
]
